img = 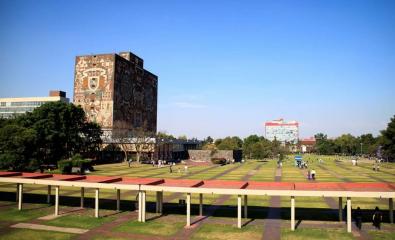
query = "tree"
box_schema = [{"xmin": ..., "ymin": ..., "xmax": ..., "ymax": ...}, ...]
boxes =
[
  {"xmin": 112, "ymin": 121, "xmax": 155, "ymax": 163},
  {"xmin": 0, "ymin": 124, "xmax": 37, "ymax": 170},
  {"xmin": 381, "ymin": 115, "xmax": 395, "ymax": 161},
  {"xmin": 157, "ymin": 131, "xmax": 176, "ymax": 140},
  {"xmin": 217, "ymin": 136, "xmax": 243, "ymax": 150},
  {"xmin": 334, "ymin": 134, "xmax": 358, "ymax": 155},
  {"xmin": 178, "ymin": 135, "xmax": 188, "ymax": 141},
  {"xmin": 315, "ymin": 133, "xmax": 336, "ymax": 155},
  {"xmin": 250, "ymin": 138, "xmax": 272, "ymax": 159},
  {"xmin": 205, "ymin": 136, "xmax": 214, "ymax": 144},
  {"xmin": 358, "ymin": 134, "xmax": 378, "ymax": 156},
  {"xmin": 243, "ymin": 135, "xmax": 261, "ymax": 159},
  {"xmin": 0, "ymin": 101, "xmax": 103, "ymax": 170}
]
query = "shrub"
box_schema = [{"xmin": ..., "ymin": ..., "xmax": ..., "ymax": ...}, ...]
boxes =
[
  {"xmin": 57, "ymin": 158, "xmax": 93, "ymax": 174},
  {"xmin": 58, "ymin": 159, "xmax": 73, "ymax": 174}
]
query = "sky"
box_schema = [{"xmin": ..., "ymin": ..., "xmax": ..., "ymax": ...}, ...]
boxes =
[{"xmin": 0, "ymin": 0, "xmax": 394, "ymax": 139}]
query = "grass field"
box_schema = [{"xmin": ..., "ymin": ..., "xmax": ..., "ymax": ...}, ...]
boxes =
[{"xmin": 0, "ymin": 154, "xmax": 394, "ymax": 239}]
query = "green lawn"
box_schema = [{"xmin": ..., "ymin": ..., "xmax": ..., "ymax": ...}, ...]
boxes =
[
  {"xmin": 0, "ymin": 229, "xmax": 75, "ymax": 240},
  {"xmin": 114, "ymin": 214, "xmax": 185, "ymax": 236},
  {"xmin": 191, "ymin": 223, "xmax": 262, "ymax": 240},
  {"xmin": 281, "ymin": 228, "xmax": 354, "ymax": 240},
  {"xmin": 0, "ymin": 154, "xmax": 394, "ymax": 239},
  {"xmin": 45, "ymin": 210, "xmax": 124, "ymax": 229}
]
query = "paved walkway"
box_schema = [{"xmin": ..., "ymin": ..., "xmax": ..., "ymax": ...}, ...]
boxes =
[
  {"xmin": 262, "ymin": 167, "xmax": 282, "ymax": 240},
  {"xmin": 11, "ymin": 222, "xmax": 88, "ymax": 234},
  {"xmin": 171, "ymin": 163, "xmax": 265, "ymax": 240}
]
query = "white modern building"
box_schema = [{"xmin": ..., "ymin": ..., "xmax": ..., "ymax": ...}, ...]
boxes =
[
  {"xmin": 0, "ymin": 91, "xmax": 69, "ymax": 119},
  {"xmin": 265, "ymin": 119, "xmax": 299, "ymax": 144}
]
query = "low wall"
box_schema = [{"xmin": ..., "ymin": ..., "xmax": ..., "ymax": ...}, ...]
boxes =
[{"xmin": 188, "ymin": 150, "xmax": 242, "ymax": 162}]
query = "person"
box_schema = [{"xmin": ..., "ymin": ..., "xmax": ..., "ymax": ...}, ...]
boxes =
[
  {"xmin": 307, "ymin": 170, "xmax": 311, "ymax": 180},
  {"xmin": 169, "ymin": 163, "xmax": 173, "ymax": 173},
  {"xmin": 311, "ymin": 169, "xmax": 316, "ymax": 180},
  {"xmin": 128, "ymin": 158, "xmax": 132, "ymax": 168},
  {"xmin": 355, "ymin": 207, "xmax": 362, "ymax": 230},
  {"xmin": 372, "ymin": 206, "xmax": 382, "ymax": 229},
  {"xmin": 151, "ymin": 160, "xmax": 155, "ymax": 167}
]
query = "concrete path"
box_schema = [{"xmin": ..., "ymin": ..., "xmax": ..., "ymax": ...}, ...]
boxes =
[
  {"xmin": 262, "ymin": 167, "xmax": 282, "ymax": 240},
  {"xmin": 10, "ymin": 222, "xmax": 89, "ymax": 234},
  {"xmin": 171, "ymin": 163, "xmax": 264, "ymax": 240}
]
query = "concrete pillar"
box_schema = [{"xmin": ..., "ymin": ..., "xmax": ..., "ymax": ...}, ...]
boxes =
[
  {"xmin": 95, "ymin": 188, "xmax": 99, "ymax": 218},
  {"xmin": 244, "ymin": 195, "xmax": 248, "ymax": 219},
  {"xmin": 199, "ymin": 193, "xmax": 203, "ymax": 216},
  {"xmin": 138, "ymin": 191, "xmax": 142, "ymax": 222},
  {"xmin": 142, "ymin": 191, "xmax": 146, "ymax": 222},
  {"xmin": 54, "ymin": 186, "xmax": 59, "ymax": 216},
  {"xmin": 159, "ymin": 192, "xmax": 163, "ymax": 213},
  {"xmin": 389, "ymin": 198, "xmax": 393, "ymax": 224},
  {"xmin": 18, "ymin": 183, "xmax": 23, "ymax": 210},
  {"xmin": 338, "ymin": 197, "xmax": 343, "ymax": 222},
  {"xmin": 186, "ymin": 193, "xmax": 191, "ymax": 227},
  {"xmin": 80, "ymin": 188, "xmax": 84, "ymax": 208},
  {"xmin": 291, "ymin": 196, "xmax": 295, "ymax": 231},
  {"xmin": 47, "ymin": 185, "xmax": 51, "ymax": 204},
  {"xmin": 156, "ymin": 191, "xmax": 160, "ymax": 213},
  {"xmin": 347, "ymin": 197, "xmax": 351, "ymax": 233},
  {"xmin": 16, "ymin": 184, "xmax": 19, "ymax": 202},
  {"xmin": 116, "ymin": 189, "xmax": 121, "ymax": 211},
  {"xmin": 237, "ymin": 195, "xmax": 242, "ymax": 228}
]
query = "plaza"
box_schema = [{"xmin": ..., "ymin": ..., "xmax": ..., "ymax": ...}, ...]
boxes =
[{"xmin": 0, "ymin": 155, "xmax": 394, "ymax": 240}]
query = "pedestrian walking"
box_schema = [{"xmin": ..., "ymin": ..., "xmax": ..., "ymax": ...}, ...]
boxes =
[
  {"xmin": 169, "ymin": 164, "xmax": 173, "ymax": 173},
  {"xmin": 311, "ymin": 169, "xmax": 316, "ymax": 180},
  {"xmin": 355, "ymin": 207, "xmax": 362, "ymax": 230},
  {"xmin": 372, "ymin": 206, "xmax": 382, "ymax": 230}
]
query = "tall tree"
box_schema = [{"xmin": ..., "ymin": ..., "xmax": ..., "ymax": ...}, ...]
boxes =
[
  {"xmin": 381, "ymin": 115, "xmax": 395, "ymax": 161},
  {"xmin": 0, "ymin": 101, "xmax": 102, "ymax": 169},
  {"xmin": 112, "ymin": 121, "xmax": 155, "ymax": 163}
]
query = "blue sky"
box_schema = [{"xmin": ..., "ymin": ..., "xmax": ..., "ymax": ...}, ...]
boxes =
[{"xmin": 0, "ymin": 0, "xmax": 394, "ymax": 139}]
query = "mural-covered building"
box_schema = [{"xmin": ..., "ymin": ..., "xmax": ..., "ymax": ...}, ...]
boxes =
[
  {"xmin": 265, "ymin": 118, "xmax": 299, "ymax": 144},
  {"xmin": 73, "ymin": 51, "xmax": 158, "ymax": 136}
]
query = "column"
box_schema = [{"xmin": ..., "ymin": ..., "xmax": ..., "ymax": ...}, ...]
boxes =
[
  {"xmin": 156, "ymin": 191, "xmax": 160, "ymax": 213},
  {"xmin": 142, "ymin": 191, "xmax": 146, "ymax": 222},
  {"xmin": 237, "ymin": 195, "xmax": 242, "ymax": 228},
  {"xmin": 55, "ymin": 186, "xmax": 59, "ymax": 216},
  {"xmin": 186, "ymin": 193, "xmax": 191, "ymax": 227},
  {"xmin": 116, "ymin": 189, "xmax": 121, "ymax": 212},
  {"xmin": 291, "ymin": 196, "xmax": 295, "ymax": 231},
  {"xmin": 138, "ymin": 191, "xmax": 142, "ymax": 222},
  {"xmin": 95, "ymin": 188, "xmax": 99, "ymax": 218},
  {"xmin": 159, "ymin": 192, "xmax": 163, "ymax": 213},
  {"xmin": 389, "ymin": 198, "xmax": 393, "ymax": 224},
  {"xmin": 47, "ymin": 185, "xmax": 51, "ymax": 204},
  {"xmin": 18, "ymin": 183, "xmax": 23, "ymax": 210},
  {"xmin": 338, "ymin": 197, "xmax": 343, "ymax": 222},
  {"xmin": 347, "ymin": 197, "xmax": 351, "ymax": 233},
  {"xmin": 16, "ymin": 184, "xmax": 19, "ymax": 202},
  {"xmin": 80, "ymin": 187, "xmax": 84, "ymax": 208},
  {"xmin": 199, "ymin": 193, "xmax": 203, "ymax": 216},
  {"xmin": 244, "ymin": 195, "xmax": 248, "ymax": 219}
]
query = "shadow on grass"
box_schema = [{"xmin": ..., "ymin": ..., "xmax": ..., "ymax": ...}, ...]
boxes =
[{"xmin": 0, "ymin": 191, "xmax": 392, "ymax": 223}]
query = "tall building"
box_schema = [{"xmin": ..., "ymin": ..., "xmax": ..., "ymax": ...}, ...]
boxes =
[
  {"xmin": 265, "ymin": 118, "xmax": 299, "ymax": 144},
  {"xmin": 73, "ymin": 52, "xmax": 158, "ymax": 135},
  {"xmin": 0, "ymin": 91, "xmax": 69, "ymax": 119}
]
